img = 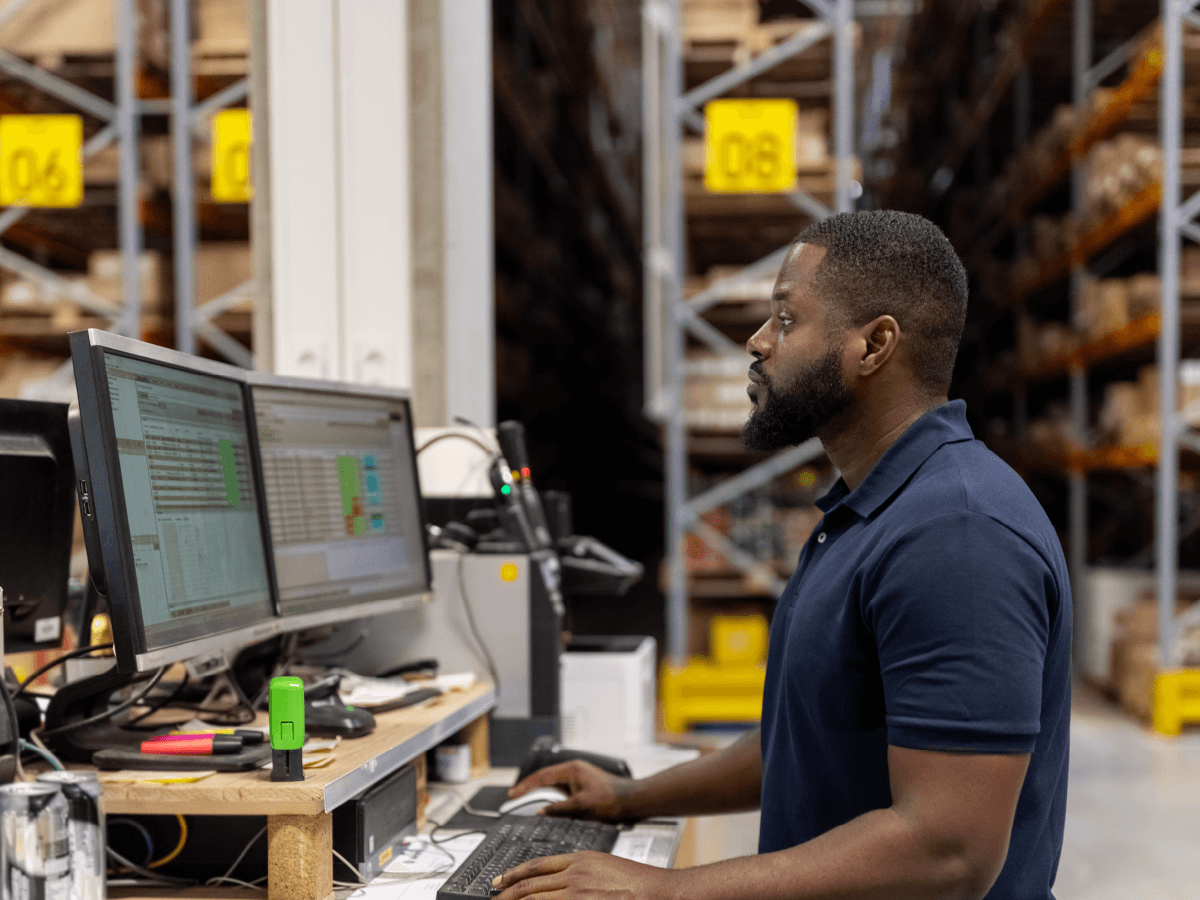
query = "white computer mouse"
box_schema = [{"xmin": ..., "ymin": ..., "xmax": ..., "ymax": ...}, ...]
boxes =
[{"xmin": 498, "ymin": 786, "xmax": 569, "ymax": 815}]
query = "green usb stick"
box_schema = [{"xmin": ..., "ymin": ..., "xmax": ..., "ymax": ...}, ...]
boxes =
[{"xmin": 269, "ymin": 676, "xmax": 306, "ymax": 782}]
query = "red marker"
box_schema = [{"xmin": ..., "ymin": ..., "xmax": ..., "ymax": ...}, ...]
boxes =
[{"xmin": 141, "ymin": 735, "xmax": 245, "ymax": 755}]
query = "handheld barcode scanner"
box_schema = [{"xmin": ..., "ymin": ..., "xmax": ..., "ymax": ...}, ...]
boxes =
[{"xmin": 270, "ymin": 676, "xmax": 305, "ymax": 781}]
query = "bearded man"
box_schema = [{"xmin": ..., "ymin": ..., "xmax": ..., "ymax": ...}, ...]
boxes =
[{"xmin": 496, "ymin": 210, "xmax": 1072, "ymax": 900}]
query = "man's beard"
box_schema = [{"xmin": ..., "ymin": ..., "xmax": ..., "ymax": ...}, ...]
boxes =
[{"xmin": 742, "ymin": 348, "xmax": 854, "ymax": 452}]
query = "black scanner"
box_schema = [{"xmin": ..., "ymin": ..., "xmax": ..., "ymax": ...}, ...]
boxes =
[
  {"xmin": 304, "ymin": 675, "xmax": 376, "ymax": 739},
  {"xmin": 514, "ymin": 735, "xmax": 632, "ymax": 784}
]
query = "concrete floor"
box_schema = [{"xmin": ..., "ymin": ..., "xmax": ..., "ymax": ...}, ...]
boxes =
[{"xmin": 1055, "ymin": 684, "xmax": 1200, "ymax": 900}]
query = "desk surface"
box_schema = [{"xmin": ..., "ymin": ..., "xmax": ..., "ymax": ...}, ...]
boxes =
[{"xmin": 100, "ymin": 683, "xmax": 495, "ymax": 817}]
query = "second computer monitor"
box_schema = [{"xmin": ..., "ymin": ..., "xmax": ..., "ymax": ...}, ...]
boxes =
[{"xmin": 251, "ymin": 380, "xmax": 430, "ymax": 630}]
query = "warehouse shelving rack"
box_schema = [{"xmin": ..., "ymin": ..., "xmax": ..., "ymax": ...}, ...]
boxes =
[
  {"xmin": 642, "ymin": 0, "xmax": 856, "ymax": 668},
  {"xmin": 0, "ymin": 0, "xmax": 252, "ymax": 367},
  {"xmin": 885, "ymin": 0, "xmax": 1200, "ymax": 732}
]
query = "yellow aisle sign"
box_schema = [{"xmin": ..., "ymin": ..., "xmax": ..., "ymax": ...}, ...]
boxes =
[
  {"xmin": 704, "ymin": 99, "xmax": 797, "ymax": 194},
  {"xmin": 212, "ymin": 109, "xmax": 252, "ymax": 202},
  {"xmin": 0, "ymin": 115, "xmax": 83, "ymax": 207}
]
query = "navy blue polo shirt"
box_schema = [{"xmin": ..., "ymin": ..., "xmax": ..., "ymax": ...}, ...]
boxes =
[{"xmin": 759, "ymin": 400, "xmax": 1071, "ymax": 899}]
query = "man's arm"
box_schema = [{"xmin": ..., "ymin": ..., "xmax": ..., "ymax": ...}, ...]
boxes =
[
  {"xmin": 494, "ymin": 745, "xmax": 1029, "ymax": 900},
  {"xmin": 507, "ymin": 726, "xmax": 762, "ymax": 820}
]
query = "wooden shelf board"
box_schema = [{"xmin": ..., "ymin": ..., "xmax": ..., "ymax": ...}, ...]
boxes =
[
  {"xmin": 1007, "ymin": 36, "xmax": 1163, "ymax": 223},
  {"xmin": 1013, "ymin": 183, "xmax": 1162, "ymax": 302},
  {"xmin": 1022, "ymin": 444, "xmax": 1158, "ymax": 473},
  {"xmin": 1021, "ymin": 311, "xmax": 1162, "ymax": 381},
  {"xmin": 98, "ymin": 682, "xmax": 495, "ymax": 817}
]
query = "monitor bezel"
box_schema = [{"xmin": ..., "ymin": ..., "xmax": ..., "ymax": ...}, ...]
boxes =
[
  {"xmin": 244, "ymin": 370, "xmax": 433, "ymax": 633},
  {"xmin": 69, "ymin": 329, "xmax": 281, "ymax": 673}
]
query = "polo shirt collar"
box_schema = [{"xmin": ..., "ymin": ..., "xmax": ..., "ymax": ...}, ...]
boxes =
[{"xmin": 815, "ymin": 399, "xmax": 974, "ymax": 519}]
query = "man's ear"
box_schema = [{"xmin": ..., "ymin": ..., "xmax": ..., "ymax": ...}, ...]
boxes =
[{"xmin": 859, "ymin": 315, "xmax": 900, "ymax": 376}]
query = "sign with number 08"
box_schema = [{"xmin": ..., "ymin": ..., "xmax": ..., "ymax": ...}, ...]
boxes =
[
  {"xmin": 0, "ymin": 115, "xmax": 83, "ymax": 208},
  {"xmin": 212, "ymin": 109, "xmax": 253, "ymax": 202},
  {"xmin": 704, "ymin": 99, "xmax": 798, "ymax": 194}
]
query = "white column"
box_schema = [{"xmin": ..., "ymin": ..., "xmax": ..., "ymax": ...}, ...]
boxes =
[
  {"xmin": 441, "ymin": 0, "xmax": 495, "ymax": 427},
  {"xmin": 263, "ymin": 0, "xmax": 412, "ymax": 388},
  {"xmin": 265, "ymin": 0, "xmax": 340, "ymax": 380},
  {"xmin": 338, "ymin": 0, "xmax": 412, "ymax": 388}
]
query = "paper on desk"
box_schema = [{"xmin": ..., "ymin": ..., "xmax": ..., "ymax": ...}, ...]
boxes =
[
  {"xmin": 98, "ymin": 770, "xmax": 216, "ymax": 784},
  {"xmin": 336, "ymin": 671, "xmax": 479, "ymax": 708},
  {"xmin": 338, "ymin": 833, "xmax": 484, "ymax": 900},
  {"xmin": 259, "ymin": 737, "xmax": 341, "ymax": 770}
]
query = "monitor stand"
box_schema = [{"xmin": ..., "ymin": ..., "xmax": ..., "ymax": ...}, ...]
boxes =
[{"xmin": 42, "ymin": 664, "xmax": 269, "ymax": 771}]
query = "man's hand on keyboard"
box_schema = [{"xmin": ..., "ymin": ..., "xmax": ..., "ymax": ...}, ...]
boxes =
[
  {"xmin": 491, "ymin": 850, "xmax": 674, "ymax": 900},
  {"xmin": 508, "ymin": 761, "xmax": 634, "ymax": 821}
]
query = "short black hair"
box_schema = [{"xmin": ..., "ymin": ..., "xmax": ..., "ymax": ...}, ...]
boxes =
[{"xmin": 795, "ymin": 210, "xmax": 968, "ymax": 395}]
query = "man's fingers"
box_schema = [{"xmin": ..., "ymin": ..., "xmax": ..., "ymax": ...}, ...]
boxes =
[
  {"xmin": 494, "ymin": 873, "xmax": 570, "ymax": 900},
  {"xmin": 536, "ymin": 797, "xmax": 583, "ymax": 817},
  {"xmin": 508, "ymin": 762, "xmax": 581, "ymax": 798},
  {"xmin": 492, "ymin": 854, "xmax": 572, "ymax": 889}
]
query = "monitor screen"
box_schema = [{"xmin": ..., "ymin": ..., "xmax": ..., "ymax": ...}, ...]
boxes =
[
  {"xmin": 251, "ymin": 383, "xmax": 429, "ymax": 626},
  {"xmin": 70, "ymin": 331, "xmax": 276, "ymax": 671}
]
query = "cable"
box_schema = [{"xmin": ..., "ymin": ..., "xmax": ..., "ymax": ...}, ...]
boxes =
[
  {"xmin": 416, "ymin": 431, "xmax": 497, "ymax": 457},
  {"xmin": 249, "ymin": 634, "xmax": 299, "ymax": 711},
  {"xmin": 108, "ymin": 818, "xmax": 155, "ymax": 867},
  {"xmin": 26, "ymin": 729, "xmax": 61, "ymax": 769},
  {"xmin": 38, "ymin": 666, "xmax": 167, "ymax": 738},
  {"xmin": 430, "ymin": 822, "xmax": 489, "ymax": 845},
  {"xmin": 456, "ymin": 551, "xmax": 501, "ymax": 695},
  {"xmin": 147, "ymin": 815, "xmax": 187, "ymax": 868},
  {"xmin": 206, "ymin": 825, "xmax": 267, "ymax": 887},
  {"xmin": 124, "ymin": 670, "xmax": 190, "ymax": 727},
  {"xmin": 330, "ymin": 844, "xmax": 456, "ymax": 890},
  {"xmin": 19, "ymin": 740, "xmax": 63, "ymax": 770},
  {"xmin": 106, "ymin": 846, "xmax": 197, "ymax": 887},
  {"xmin": 205, "ymin": 876, "xmax": 267, "ymax": 891},
  {"xmin": 0, "ymin": 671, "xmax": 22, "ymax": 783},
  {"xmin": 11, "ymin": 643, "xmax": 115, "ymax": 699}
]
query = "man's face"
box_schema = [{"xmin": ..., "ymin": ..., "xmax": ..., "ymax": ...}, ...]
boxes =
[{"xmin": 742, "ymin": 243, "xmax": 855, "ymax": 452}]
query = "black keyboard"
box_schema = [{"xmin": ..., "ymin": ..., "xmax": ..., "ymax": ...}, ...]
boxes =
[{"xmin": 437, "ymin": 815, "xmax": 620, "ymax": 900}]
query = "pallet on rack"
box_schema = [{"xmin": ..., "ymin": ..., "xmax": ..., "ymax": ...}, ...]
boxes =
[{"xmin": 1012, "ymin": 183, "xmax": 1163, "ymax": 302}]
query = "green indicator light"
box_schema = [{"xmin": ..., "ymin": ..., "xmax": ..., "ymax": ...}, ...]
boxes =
[{"xmin": 501, "ymin": 485, "xmax": 512, "ymax": 495}]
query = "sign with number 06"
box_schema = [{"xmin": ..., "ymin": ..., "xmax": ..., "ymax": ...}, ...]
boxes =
[
  {"xmin": 704, "ymin": 99, "xmax": 798, "ymax": 194},
  {"xmin": 212, "ymin": 109, "xmax": 253, "ymax": 202},
  {"xmin": 0, "ymin": 115, "xmax": 83, "ymax": 207}
]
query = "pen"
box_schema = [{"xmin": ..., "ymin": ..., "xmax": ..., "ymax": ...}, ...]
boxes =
[
  {"xmin": 148, "ymin": 729, "xmax": 264, "ymax": 745},
  {"xmin": 140, "ymin": 735, "xmax": 245, "ymax": 755}
]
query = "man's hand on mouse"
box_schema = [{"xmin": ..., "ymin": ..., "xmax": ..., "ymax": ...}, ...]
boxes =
[
  {"xmin": 491, "ymin": 850, "xmax": 674, "ymax": 900},
  {"xmin": 507, "ymin": 760, "xmax": 635, "ymax": 821}
]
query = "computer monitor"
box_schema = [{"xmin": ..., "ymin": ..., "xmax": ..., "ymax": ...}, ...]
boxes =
[
  {"xmin": 0, "ymin": 399, "xmax": 75, "ymax": 653},
  {"xmin": 69, "ymin": 330, "xmax": 277, "ymax": 673},
  {"xmin": 247, "ymin": 376, "xmax": 431, "ymax": 631}
]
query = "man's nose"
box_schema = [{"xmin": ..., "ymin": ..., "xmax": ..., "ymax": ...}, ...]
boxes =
[{"xmin": 747, "ymin": 321, "xmax": 770, "ymax": 359}]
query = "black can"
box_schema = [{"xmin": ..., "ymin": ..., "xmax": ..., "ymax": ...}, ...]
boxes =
[
  {"xmin": 36, "ymin": 773, "xmax": 104, "ymax": 900},
  {"xmin": 0, "ymin": 782, "xmax": 71, "ymax": 900}
]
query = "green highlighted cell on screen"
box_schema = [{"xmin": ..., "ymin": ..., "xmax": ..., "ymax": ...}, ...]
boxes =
[
  {"xmin": 337, "ymin": 455, "xmax": 365, "ymax": 534},
  {"xmin": 218, "ymin": 439, "xmax": 240, "ymax": 506}
]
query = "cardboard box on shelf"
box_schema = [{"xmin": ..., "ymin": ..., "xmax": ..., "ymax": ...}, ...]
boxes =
[
  {"xmin": 195, "ymin": 243, "xmax": 253, "ymax": 306},
  {"xmin": 684, "ymin": 351, "xmax": 750, "ymax": 432},
  {"xmin": 88, "ymin": 250, "xmax": 169, "ymax": 316},
  {"xmin": 1110, "ymin": 592, "xmax": 1200, "ymax": 719}
]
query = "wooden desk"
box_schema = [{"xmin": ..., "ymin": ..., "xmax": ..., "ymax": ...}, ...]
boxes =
[{"xmin": 105, "ymin": 683, "xmax": 495, "ymax": 900}]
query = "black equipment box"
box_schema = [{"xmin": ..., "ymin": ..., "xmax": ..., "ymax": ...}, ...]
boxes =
[{"xmin": 332, "ymin": 761, "xmax": 419, "ymax": 883}]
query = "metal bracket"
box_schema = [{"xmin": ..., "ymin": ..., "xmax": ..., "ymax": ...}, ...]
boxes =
[
  {"xmin": 677, "ymin": 21, "xmax": 832, "ymax": 117},
  {"xmin": 688, "ymin": 439, "xmax": 824, "ymax": 517},
  {"xmin": 687, "ymin": 516, "xmax": 787, "ymax": 597}
]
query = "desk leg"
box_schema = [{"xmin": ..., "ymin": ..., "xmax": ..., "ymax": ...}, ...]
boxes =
[{"xmin": 267, "ymin": 812, "xmax": 333, "ymax": 900}]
